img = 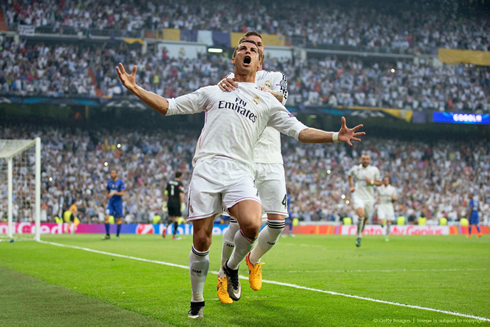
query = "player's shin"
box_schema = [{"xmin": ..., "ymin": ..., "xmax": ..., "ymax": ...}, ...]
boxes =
[
  {"xmin": 173, "ymin": 221, "xmax": 178, "ymax": 236},
  {"xmin": 116, "ymin": 222, "xmax": 122, "ymax": 237},
  {"xmin": 189, "ymin": 246, "xmax": 210, "ymax": 303},
  {"xmin": 386, "ymin": 223, "xmax": 390, "ymax": 236},
  {"xmin": 249, "ymin": 219, "xmax": 285, "ymax": 264},
  {"xmin": 219, "ymin": 219, "xmax": 239, "ymax": 277},
  {"xmin": 105, "ymin": 222, "xmax": 110, "ymax": 236},
  {"xmin": 357, "ymin": 218, "xmax": 365, "ymax": 238},
  {"xmin": 227, "ymin": 230, "xmax": 257, "ymax": 270}
]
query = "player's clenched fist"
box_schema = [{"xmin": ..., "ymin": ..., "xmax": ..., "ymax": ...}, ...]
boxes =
[{"xmin": 116, "ymin": 63, "xmax": 138, "ymax": 92}]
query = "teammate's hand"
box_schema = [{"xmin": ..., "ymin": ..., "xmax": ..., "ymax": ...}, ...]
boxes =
[
  {"xmin": 258, "ymin": 86, "xmax": 273, "ymax": 94},
  {"xmin": 116, "ymin": 63, "xmax": 138, "ymax": 92},
  {"xmin": 365, "ymin": 177, "xmax": 372, "ymax": 185},
  {"xmin": 350, "ymin": 187, "xmax": 356, "ymax": 193},
  {"xmin": 218, "ymin": 78, "xmax": 238, "ymax": 92},
  {"xmin": 106, "ymin": 193, "xmax": 113, "ymax": 199},
  {"xmin": 338, "ymin": 116, "xmax": 364, "ymax": 146}
]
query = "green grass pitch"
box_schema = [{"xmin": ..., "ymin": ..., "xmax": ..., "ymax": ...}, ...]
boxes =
[{"xmin": 0, "ymin": 234, "xmax": 488, "ymax": 326}]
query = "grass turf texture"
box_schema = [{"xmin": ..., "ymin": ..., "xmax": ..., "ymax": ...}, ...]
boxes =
[{"xmin": 0, "ymin": 234, "xmax": 488, "ymax": 326}]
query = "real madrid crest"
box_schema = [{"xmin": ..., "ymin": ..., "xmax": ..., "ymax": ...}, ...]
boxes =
[
  {"xmin": 252, "ymin": 97, "xmax": 260, "ymax": 105},
  {"xmin": 264, "ymin": 80, "xmax": 272, "ymax": 89}
]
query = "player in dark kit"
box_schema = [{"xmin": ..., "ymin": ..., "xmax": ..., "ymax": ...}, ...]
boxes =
[
  {"xmin": 102, "ymin": 169, "xmax": 125, "ymax": 240},
  {"xmin": 163, "ymin": 171, "xmax": 185, "ymax": 240}
]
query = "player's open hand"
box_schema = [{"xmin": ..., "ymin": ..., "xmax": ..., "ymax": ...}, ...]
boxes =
[
  {"xmin": 218, "ymin": 78, "xmax": 238, "ymax": 92},
  {"xmin": 338, "ymin": 116, "xmax": 365, "ymax": 146},
  {"xmin": 116, "ymin": 63, "xmax": 137, "ymax": 92}
]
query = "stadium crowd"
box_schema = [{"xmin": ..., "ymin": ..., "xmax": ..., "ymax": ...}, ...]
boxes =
[
  {"xmin": 4, "ymin": 0, "xmax": 488, "ymax": 54},
  {"xmin": 1, "ymin": 124, "xmax": 488, "ymax": 225},
  {"xmin": 1, "ymin": 39, "xmax": 489, "ymax": 112}
]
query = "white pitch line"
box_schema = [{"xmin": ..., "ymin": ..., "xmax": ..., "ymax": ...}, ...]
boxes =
[
  {"xmin": 277, "ymin": 268, "xmax": 488, "ymax": 274},
  {"xmin": 38, "ymin": 240, "xmax": 490, "ymax": 322}
]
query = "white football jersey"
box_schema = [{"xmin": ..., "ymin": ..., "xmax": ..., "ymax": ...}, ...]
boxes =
[
  {"xmin": 348, "ymin": 164, "xmax": 381, "ymax": 200},
  {"xmin": 167, "ymin": 83, "xmax": 306, "ymax": 171},
  {"xmin": 378, "ymin": 184, "xmax": 397, "ymax": 206},
  {"xmin": 227, "ymin": 70, "xmax": 288, "ymax": 164}
]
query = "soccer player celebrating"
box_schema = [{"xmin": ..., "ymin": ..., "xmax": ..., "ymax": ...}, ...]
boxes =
[
  {"xmin": 348, "ymin": 154, "xmax": 381, "ymax": 247},
  {"xmin": 467, "ymin": 193, "xmax": 482, "ymax": 238},
  {"xmin": 163, "ymin": 171, "xmax": 185, "ymax": 240},
  {"xmin": 102, "ymin": 169, "xmax": 125, "ymax": 240},
  {"xmin": 116, "ymin": 39, "xmax": 364, "ymax": 318},
  {"xmin": 216, "ymin": 31, "xmax": 291, "ymax": 303},
  {"xmin": 377, "ymin": 176, "xmax": 398, "ymax": 242}
]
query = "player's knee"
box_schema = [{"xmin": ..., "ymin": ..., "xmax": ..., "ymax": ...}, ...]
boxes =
[
  {"xmin": 193, "ymin": 229, "xmax": 212, "ymax": 251},
  {"xmin": 104, "ymin": 216, "xmax": 110, "ymax": 224},
  {"xmin": 240, "ymin": 220, "xmax": 261, "ymax": 238}
]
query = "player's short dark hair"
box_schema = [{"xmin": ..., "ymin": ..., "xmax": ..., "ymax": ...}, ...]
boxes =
[
  {"xmin": 238, "ymin": 31, "xmax": 262, "ymax": 45},
  {"xmin": 175, "ymin": 171, "xmax": 183, "ymax": 179},
  {"xmin": 111, "ymin": 169, "xmax": 117, "ymax": 173},
  {"xmin": 384, "ymin": 176, "xmax": 391, "ymax": 183},
  {"xmin": 232, "ymin": 39, "xmax": 262, "ymax": 61}
]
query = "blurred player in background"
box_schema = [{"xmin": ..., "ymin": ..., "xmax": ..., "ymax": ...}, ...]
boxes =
[
  {"xmin": 63, "ymin": 201, "xmax": 79, "ymax": 234},
  {"xmin": 217, "ymin": 31, "xmax": 291, "ymax": 303},
  {"xmin": 102, "ymin": 169, "xmax": 125, "ymax": 240},
  {"xmin": 348, "ymin": 154, "xmax": 381, "ymax": 247},
  {"xmin": 163, "ymin": 171, "xmax": 185, "ymax": 240},
  {"xmin": 377, "ymin": 177, "xmax": 398, "ymax": 242},
  {"xmin": 467, "ymin": 193, "xmax": 482, "ymax": 238}
]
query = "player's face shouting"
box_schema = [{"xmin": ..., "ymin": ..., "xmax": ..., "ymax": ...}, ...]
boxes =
[{"xmin": 234, "ymin": 42, "xmax": 261, "ymax": 75}]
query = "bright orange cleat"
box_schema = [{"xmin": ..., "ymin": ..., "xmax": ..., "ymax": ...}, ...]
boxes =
[
  {"xmin": 217, "ymin": 277, "xmax": 233, "ymax": 304},
  {"xmin": 467, "ymin": 235, "xmax": 472, "ymax": 238},
  {"xmin": 245, "ymin": 252, "xmax": 264, "ymax": 291},
  {"xmin": 478, "ymin": 233, "xmax": 482, "ymax": 238}
]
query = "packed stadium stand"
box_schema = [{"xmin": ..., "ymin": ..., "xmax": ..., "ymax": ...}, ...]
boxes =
[
  {"xmin": 1, "ymin": 39, "xmax": 489, "ymax": 111},
  {"xmin": 1, "ymin": 122, "xmax": 488, "ymax": 225},
  {"xmin": 3, "ymin": 0, "xmax": 489, "ymax": 53}
]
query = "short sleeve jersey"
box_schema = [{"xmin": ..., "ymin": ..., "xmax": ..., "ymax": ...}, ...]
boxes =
[
  {"xmin": 107, "ymin": 179, "xmax": 125, "ymax": 203},
  {"xmin": 378, "ymin": 184, "xmax": 397, "ymax": 205},
  {"xmin": 348, "ymin": 164, "xmax": 381, "ymax": 200}
]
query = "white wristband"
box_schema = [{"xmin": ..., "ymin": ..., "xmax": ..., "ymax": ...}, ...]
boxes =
[{"xmin": 332, "ymin": 132, "xmax": 339, "ymax": 143}]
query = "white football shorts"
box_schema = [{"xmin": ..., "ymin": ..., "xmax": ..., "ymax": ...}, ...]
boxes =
[
  {"xmin": 377, "ymin": 204, "xmax": 395, "ymax": 221},
  {"xmin": 187, "ymin": 157, "xmax": 261, "ymax": 221},
  {"xmin": 254, "ymin": 163, "xmax": 288, "ymax": 216},
  {"xmin": 352, "ymin": 195, "xmax": 374, "ymax": 219}
]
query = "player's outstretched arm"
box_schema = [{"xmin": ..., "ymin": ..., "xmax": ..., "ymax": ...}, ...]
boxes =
[
  {"xmin": 298, "ymin": 117, "xmax": 364, "ymax": 146},
  {"xmin": 116, "ymin": 63, "xmax": 169, "ymax": 115}
]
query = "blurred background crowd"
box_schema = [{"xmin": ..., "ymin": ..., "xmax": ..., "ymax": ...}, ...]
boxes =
[{"xmin": 1, "ymin": 123, "xmax": 488, "ymax": 225}]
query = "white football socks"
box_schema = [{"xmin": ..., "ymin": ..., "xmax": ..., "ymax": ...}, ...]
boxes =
[
  {"xmin": 218, "ymin": 220, "xmax": 240, "ymax": 278},
  {"xmin": 249, "ymin": 219, "xmax": 285, "ymax": 264},
  {"xmin": 357, "ymin": 218, "xmax": 365, "ymax": 238},
  {"xmin": 189, "ymin": 246, "xmax": 209, "ymax": 303},
  {"xmin": 226, "ymin": 230, "xmax": 257, "ymax": 270}
]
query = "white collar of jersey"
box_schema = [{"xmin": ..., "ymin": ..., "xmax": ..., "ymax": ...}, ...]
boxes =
[{"xmin": 237, "ymin": 82, "xmax": 257, "ymax": 89}]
